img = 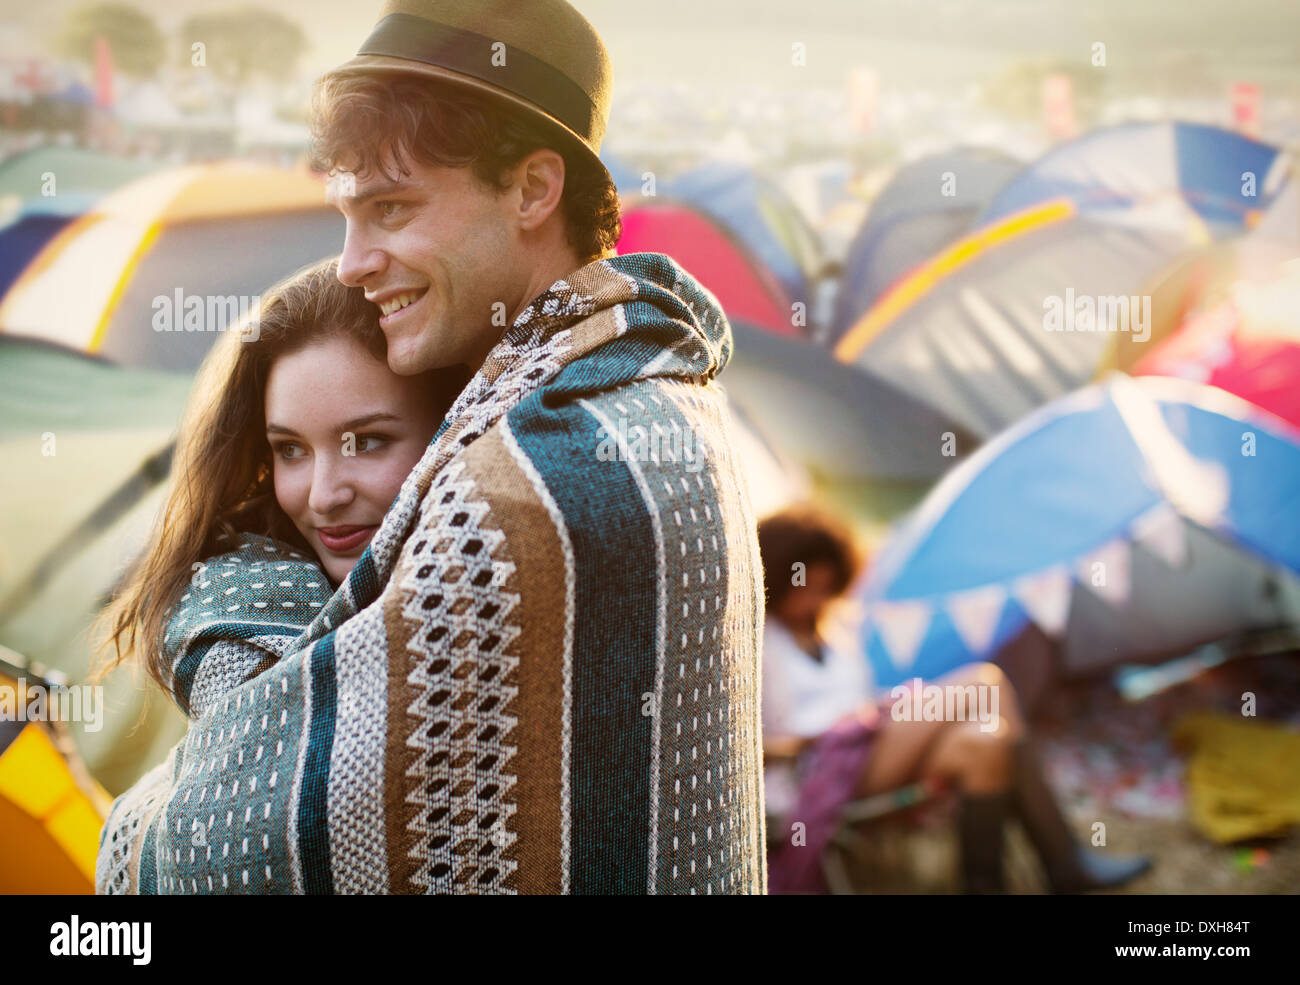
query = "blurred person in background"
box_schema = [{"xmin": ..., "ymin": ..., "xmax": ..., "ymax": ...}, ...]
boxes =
[{"xmin": 759, "ymin": 503, "xmax": 1152, "ymax": 894}]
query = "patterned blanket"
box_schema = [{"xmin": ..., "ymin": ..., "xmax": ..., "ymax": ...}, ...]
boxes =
[{"xmin": 96, "ymin": 253, "xmax": 768, "ymax": 894}]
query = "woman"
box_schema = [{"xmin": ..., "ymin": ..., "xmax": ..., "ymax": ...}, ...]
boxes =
[
  {"xmin": 97, "ymin": 257, "xmax": 469, "ymax": 718},
  {"xmin": 758, "ymin": 504, "xmax": 1152, "ymax": 894}
]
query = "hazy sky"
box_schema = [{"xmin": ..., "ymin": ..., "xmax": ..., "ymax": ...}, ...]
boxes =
[{"xmin": 9, "ymin": 1, "xmax": 1299, "ymax": 92}]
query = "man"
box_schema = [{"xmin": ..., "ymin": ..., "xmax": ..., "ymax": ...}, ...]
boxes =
[{"xmin": 97, "ymin": 0, "xmax": 767, "ymax": 894}]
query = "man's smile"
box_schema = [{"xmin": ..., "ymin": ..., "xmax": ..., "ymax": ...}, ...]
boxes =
[{"xmin": 371, "ymin": 287, "xmax": 430, "ymax": 324}]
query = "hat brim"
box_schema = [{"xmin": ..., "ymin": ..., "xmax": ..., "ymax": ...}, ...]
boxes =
[{"xmin": 322, "ymin": 54, "xmax": 612, "ymax": 187}]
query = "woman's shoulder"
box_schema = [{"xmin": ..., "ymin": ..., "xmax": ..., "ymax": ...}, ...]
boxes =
[
  {"xmin": 164, "ymin": 533, "xmax": 333, "ymax": 643},
  {"xmin": 199, "ymin": 531, "xmax": 320, "ymax": 571},
  {"xmin": 160, "ymin": 533, "xmax": 334, "ymax": 716}
]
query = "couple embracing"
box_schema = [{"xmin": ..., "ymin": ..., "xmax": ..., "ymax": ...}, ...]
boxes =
[{"xmin": 94, "ymin": 0, "xmax": 767, "ymax": 895}]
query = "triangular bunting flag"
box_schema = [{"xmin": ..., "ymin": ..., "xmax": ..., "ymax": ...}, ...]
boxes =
[
  {"xmin": 945, "ymin": 584, "xmax": 1007, "ymax": 657},
  {"xmin": 1076, "ymin": 539, "xmax": 1131, "ymax": 608},
  {"xmin": 870, "ymin": 599, "xmax": 932, "ymax": 673},
  {"xmin": 1131, "ymin": 501, "xmax": 1188, "ymax": 568},
  {"xmin": 1011, "ymin": 566, "xmax": 1073, "ymax": 637}
]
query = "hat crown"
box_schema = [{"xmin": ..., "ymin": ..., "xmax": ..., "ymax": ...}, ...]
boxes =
[{"xmin": 365, "ymin": 0, "xmax": 612, "ymax": 149}]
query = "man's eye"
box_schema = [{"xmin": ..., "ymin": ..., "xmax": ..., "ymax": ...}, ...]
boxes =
[{"xmin": 377, "ymin": 201, "xmax": 402, "ymax": 218}]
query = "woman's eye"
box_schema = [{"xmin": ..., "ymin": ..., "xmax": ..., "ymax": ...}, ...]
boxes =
[
  {"xmin": 356, "ymin": 434, "xmax": 388, "ymax": 453},
  {"xmin": 275, "ymin": 442, "xmax": 305, "ymax": 460}
]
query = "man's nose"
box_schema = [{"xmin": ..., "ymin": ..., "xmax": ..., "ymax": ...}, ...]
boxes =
[
  {"xmin": 336, "ymin": 220, "xmax": 384, "ymax": 287},
  {"xmin": 308, "ymin": 455, "xmax": 356, "ymax": 517}
]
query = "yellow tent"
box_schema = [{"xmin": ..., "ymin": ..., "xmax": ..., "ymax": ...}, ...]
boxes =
[
  {"xmin": 0, "ymin": 161, "xmax": 341, "ymax": 371},
  {"xmin": 0, "ymin": 655, "xmax": 111, "ymax": 893}
]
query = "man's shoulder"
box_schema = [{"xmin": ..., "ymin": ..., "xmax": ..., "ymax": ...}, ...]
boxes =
[
  {"xmin": 429, "ymin": 376, "xmax": 747, "ymax": 537},
  {"xmin": 476, "ymin": 377, "xmax": 734, "ymax": 476}
]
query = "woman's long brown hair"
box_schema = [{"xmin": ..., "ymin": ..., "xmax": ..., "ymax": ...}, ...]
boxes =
[{"xmin": 94, "ymin": 256, "xmax": 467, "ymax": 694}]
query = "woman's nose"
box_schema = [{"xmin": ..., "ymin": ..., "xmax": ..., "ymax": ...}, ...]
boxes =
[{"xmin": 308, "ymin": 456, "xmax": 356, "ymax": 516}]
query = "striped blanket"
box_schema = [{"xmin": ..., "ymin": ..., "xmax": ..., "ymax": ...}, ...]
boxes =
[{"xmin": 95, "ymin": 252, "xmax": 768, "ymax": 894}]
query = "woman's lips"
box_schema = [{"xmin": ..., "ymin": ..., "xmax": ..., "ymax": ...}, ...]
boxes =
[{"xmin": 316, "ymin": 525, "xmax": 378, "ymax": 553}]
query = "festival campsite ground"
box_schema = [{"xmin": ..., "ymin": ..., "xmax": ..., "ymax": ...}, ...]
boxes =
[{"xmin": 833, "ymin": 651, "xmax": 1300, "ymax": 893}]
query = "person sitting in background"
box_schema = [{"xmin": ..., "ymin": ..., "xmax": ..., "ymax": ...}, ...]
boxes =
[{"xmin": 759, "ymin": 503, "xmax": 1152, "ymax": 894}]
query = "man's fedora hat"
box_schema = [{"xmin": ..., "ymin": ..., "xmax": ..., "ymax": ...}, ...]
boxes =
[{"xmin": 325, "ymin": 0, "xmax": 613, "ymax": 179}]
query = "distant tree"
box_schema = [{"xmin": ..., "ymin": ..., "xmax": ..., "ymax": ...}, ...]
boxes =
[
  {"xmin": 982, "ymin": 59, "xmax": 1105, "ymax": 129},
  {"xmin": 57, "ymin": 2, "xmax": 165, "ymax": 78},
  {"xmin": 179, "ymin": 8, "xmax": 309, "ymax": 87}
]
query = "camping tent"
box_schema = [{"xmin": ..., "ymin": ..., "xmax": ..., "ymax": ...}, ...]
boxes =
[
  {"xmin": 1134, "ymin": 258, "xmax": 1300, "ymax": 430},
  {"xmin": 834, "ymin": 199, "xmax": 1204, "ymax": 440},
  {"xmin": 1104, "ymin": 234, "xmax": 1300, "ymax": 371},
  {"xmin": 723, "ymin": 321, "xmax": 973, "ymax": 486},
  {"xmin": 0, "ymin": 146, "xmax": 156, "ymax": 298},
  {"xmin": 0, "ymin": 650, "xmax": 111, "ymax": 893},
  {"xmin": 600, "ymin": 149, "xmax": 645, "ymax": 195},
  {"xmin": 618, "ymin": 202, "xmax": 802, "ymax": 337},
  {"xmin": 0, "ymin": 337, "xmax": 191, "ymax": 795},
  {"xmin": 849, "ymin": 375, "xmax": 1300, "ymax": 693},
  {"xmin": 0, "ymin": 162, "xmax": 343, "ymax": 372},
  {"xmin": 661, "ymin": 163, "xmax": 824, "ymax": 318},
  {"xmin": 831, "ymin": 146, "xmax": 1020, "ymax": 342},
  {"xmin": 724, "ymin": 398, "xmax": 813, "ymax": 520},
  {"xmin": 979, "ymin": 122, "xmax": 1288, "ymax": 238}
]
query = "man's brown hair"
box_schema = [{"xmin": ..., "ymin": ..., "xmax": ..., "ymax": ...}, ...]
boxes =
[{"xmin": 311, "ymin": 72, "xmax": 622, "ymax": 263}]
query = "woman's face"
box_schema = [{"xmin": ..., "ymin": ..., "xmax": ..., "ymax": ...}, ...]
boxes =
[
  {"xmin": 264, "ymin": 335, "xmax": 440, "ymax": 585},
  {"xmin": 775, "ymin": 561, "xmax": 842, "ymax": 632}
]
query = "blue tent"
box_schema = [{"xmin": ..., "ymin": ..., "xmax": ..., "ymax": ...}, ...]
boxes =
[
  {"xmin": 663, "ymin": 163, "xmax": 823, "ymax": 314},
  {"xmin": 850, "ymin": 375, "xmax": 1300, "ymax": 690},
  {"xmin": 599, "ymin": 149, "xmax": 644, "ymax": 196},
  {"xmin": 831, "ymin": 146, "xmax": 1020, "ymax": 342},
  {"xmin": 0, "ymin": 148, "xmax": 155, "ymax": 297},
  {"xmin": 980, "ymin": 122, "xmax": 1286, "ymax": 237},
  {"xmin": 0, "ymin": 200, "xmax": 89, "ymax": 297}
]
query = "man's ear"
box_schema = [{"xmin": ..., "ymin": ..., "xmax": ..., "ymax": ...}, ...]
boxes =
[{"xmin": 514, "ymin": 148, "xmax": 566, "ymax": 232}]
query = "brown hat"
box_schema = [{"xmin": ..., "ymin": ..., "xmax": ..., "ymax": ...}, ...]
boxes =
[{"xmin": 325, "ymin": 0, "xmax": 613, "ymax": 179}]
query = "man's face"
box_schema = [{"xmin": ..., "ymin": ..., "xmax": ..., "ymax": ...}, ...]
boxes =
[{"xmin": 330, "ymin": 154, "xmax": 518, "ymax": 375}]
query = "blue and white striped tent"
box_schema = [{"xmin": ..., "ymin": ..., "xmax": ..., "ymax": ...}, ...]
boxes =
[
  {"xmin": 979, "ymin": 122, "xmax": 1288, "ymax": 238},
  {"xmin": 851, "ymin": 375, "xmax": 1300, "ymax": 688},
  {"xmin": 831, "ymin": 146, "xmax": 1020, "ymax": 343}
]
